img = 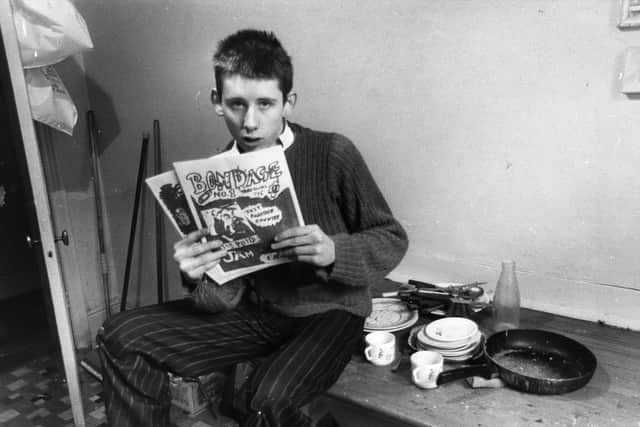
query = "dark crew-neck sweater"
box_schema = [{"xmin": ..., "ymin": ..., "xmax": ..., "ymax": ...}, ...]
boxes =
[{"xmin": 243, "ymin": 122, "xmax": 408, "ymax": 318}]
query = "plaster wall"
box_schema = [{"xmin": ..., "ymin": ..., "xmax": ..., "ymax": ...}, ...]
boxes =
[{"xmin": 74, "ymin": 0, "xmax": 640, "ymax": 329}]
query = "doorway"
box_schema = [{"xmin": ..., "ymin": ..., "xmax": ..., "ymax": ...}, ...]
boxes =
[
  {"xmin": 0, "ymin": 84, "xmax": 60, "ymax": 370},
  {"xmin": 0, "ymin": 23, "xmax": 87, "ymax": 426}
]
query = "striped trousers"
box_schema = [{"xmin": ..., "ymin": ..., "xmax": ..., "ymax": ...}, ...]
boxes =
[{"xmin": 97, "ymin": 299, "xmax": 364, "ymax": 427}]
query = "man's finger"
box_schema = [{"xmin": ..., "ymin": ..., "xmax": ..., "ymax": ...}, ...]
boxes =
[
  {"xmin": 273, "ymin": 225, "xmax": 316, "ymax": 242},
  {"xmin": 203, "ymin": 260, "xmax": 221, "ymax": 272},
  {"xmin": 278, "ymin": 246, "xmax": 319, "ymax": 257},
  {"xmin": 190, "ymin": 239, "xmax": 224, "ymax": 256},
  {"xmin": 175, "ymin": 241, "xmax": 224, "ymax": 263},
  {"xmin": 271, "ymin": 235, "xmax": 313, "ymax": 249},
  {"xmin": 186, "ymin": 228, "xmax": 209, "ymax": 243},
  {"xmin": 180, "ymin": 249, "xmax": 227, "ymax": 272},
  {"xmin": 174, "ymin": 228, "xmax": 209, "ymax": 250},
  {"xmin": 193, "ymin": 248, "xmax": 228, "ymax": 265}
]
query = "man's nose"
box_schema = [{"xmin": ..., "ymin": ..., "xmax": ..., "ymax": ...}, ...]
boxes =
[{"xmin": 243, "ymin": 106, "xmax": 259, "ymax": 132}]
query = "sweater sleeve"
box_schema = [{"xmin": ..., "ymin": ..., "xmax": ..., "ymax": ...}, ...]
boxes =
[{"xmin": 327, "ymin": 135, "xmax": 408, "ymax": 287}]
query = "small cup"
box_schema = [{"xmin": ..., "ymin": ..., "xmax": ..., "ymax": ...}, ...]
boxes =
[
  {"xmin": 411, "ymin": 350, "xmax": 444, "ymax": 389},
  {"xmin": 364, "ymin": 331, "xmax": 396, "ymax": 366}
]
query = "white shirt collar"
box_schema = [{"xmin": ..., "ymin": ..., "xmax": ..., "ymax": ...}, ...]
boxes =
[{"xmin": 228, "ymin": 121, "xmax": 294, "ymax": 154}]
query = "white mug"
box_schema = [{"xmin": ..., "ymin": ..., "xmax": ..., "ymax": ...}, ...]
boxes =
[
  {"xmin": 411, "ymin": 350, "xmax": 444, "ymax": 389},
  {"xmin": 364, "ymin": 331, "xmax": 396, "ymax": 366}
]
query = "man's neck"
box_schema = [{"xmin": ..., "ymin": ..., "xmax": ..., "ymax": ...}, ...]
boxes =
[{"xmin": 229, "ymin": 120, "xmax": 294, "ymax": 154}]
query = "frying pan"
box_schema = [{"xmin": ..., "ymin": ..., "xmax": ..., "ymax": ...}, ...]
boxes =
[{"xmin": 437, "ymin": 329, "xmax": 597, "ymax": 394}]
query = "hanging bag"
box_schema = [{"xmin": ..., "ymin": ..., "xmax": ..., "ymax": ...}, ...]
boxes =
[{"xmin": 12, "ymin": 0, "xmax": 93, "ymax": 68}]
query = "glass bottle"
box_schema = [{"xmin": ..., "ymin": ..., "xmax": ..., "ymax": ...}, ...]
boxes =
[{"xmin": 492, "ymin": 260, "xmax": 520, "ymax": 332}]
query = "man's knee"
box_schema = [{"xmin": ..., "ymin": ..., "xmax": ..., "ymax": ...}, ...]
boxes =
[{"xmin": 97, "ymin": 309, "xmax": 148, "ymax": 356}]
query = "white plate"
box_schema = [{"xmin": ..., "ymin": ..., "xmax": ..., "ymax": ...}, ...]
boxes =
[
  {"xmin": 364, "ymin": 298, "xmax": 419, "ymax": 332},
  {"xmin": 443, "ymin": 340, "xmax": 484, "ymax": 362},
  {"xmin": 417, "ymin": 329, "xmax": 482, "ymax": 352},
  {"xmin": 424, "ymin": 317, "xmax": 478, "ymax": 342},
  {"xmin": 420, "ymin": 339, "xmax": 481, "ymax": 357},
  {"xmin": 414, "ymin": 339, "xmax": 483, "ymax": 362},
  {"xmin": 417, "ymin": 327, "xmax": 481, "ymax": 348},
  {"xmin": 411, "ymin": 334, "xmax": 485, "ymax": 362}
]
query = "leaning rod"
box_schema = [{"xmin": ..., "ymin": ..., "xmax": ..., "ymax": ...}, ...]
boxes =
[
  {"xmin": 153, "ymin": 119, "xmax": 164, "ymax": 304},
  {"xmin": 120, "ymin": 132, "xmax": 150, "ymax": 312},
  {"xmin": 87, "ymin": 111, "xmax": 111, "ymax": 318}
]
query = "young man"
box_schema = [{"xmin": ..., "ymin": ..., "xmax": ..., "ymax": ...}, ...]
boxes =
[{"xmin": 98, "ymin": 29, "xmax": 408, "ymax": 427}]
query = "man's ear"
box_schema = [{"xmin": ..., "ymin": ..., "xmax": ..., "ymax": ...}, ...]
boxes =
[
  {"xmin": 283, "ymin": 92, "xmax": 297, "ymax": 117},
  {"xmin": 211, "ymin": 89, "xmax": 224, "ymax": 116}
]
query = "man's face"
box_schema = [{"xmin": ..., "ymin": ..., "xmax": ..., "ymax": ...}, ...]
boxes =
[{"xmin": 215, "ymin": 75, "xmax": 294, "ymax": 152}]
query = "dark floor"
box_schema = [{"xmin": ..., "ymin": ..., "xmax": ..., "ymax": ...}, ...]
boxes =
[
  {"xmin": 0, "ymin": 290, "xmax": 96, "ymax": 426},
  {"xmin": 0, "ymin": 291, "xmax": 236, "ymax": 426},
  {"xmin": 0, "ymin": 290, "xmax": 57, "ymax": 373},
  {"xmin": 0, "ymin": 353, "xmax": 106, "ymax": 426}
]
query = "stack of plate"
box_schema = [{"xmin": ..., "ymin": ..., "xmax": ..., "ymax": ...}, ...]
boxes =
[
  {"xmin": 364, "ymin": 298, "xmax": 419, "ymax": 333},
  {"xmin": 414, "ymin": 317, "xmax": 483, "ymax": 362}
]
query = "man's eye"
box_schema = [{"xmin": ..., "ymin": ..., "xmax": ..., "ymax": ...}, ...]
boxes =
[
  {"xmin": 258, "ymin": 101, "xmax": 273, "ymax": 109},
  {"xmin": 228, "ymin": 101, "xmax": 245, "ymax": 110}
]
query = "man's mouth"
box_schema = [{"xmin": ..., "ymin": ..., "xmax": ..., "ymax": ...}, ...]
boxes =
[{"xmin": 243, "ymin": 136, "xmax": 261, "ymax": 143}]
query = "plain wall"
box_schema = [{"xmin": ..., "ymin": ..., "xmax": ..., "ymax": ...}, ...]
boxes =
[{"xmin": 71, "ymin": 0, "xmax": 640, "ymax": 331}]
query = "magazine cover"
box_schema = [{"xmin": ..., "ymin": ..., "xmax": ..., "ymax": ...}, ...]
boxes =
[
  {"xmin": 145, "ymin": 171, "xmax": 198, "ymax": 236},
  {"xmin": 146, "ymin": 152, "xmax": 233, "ymax": 236},
  {"xmin": 173, "ymin": 145, "xmax": 305, "ymax": 283}
]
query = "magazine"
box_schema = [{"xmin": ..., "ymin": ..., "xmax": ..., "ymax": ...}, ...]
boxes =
[
  {"xmin": 168, "ymin": 145, "xmax": 304, "ymax": 283},
  {"xmin": 146, "ymin": 170, "xmax": 199, "ymax": 237},
  {"xmin": 146, "ymin": 151, "xmax": 235, "ymax": 237}
]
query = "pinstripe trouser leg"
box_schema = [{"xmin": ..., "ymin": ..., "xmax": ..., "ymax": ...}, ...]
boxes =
[{"xmin": 97, "ymin": 299, "xmax": 364, "ymax": 427}]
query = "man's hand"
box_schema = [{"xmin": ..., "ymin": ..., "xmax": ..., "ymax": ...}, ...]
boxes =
[
  {"xmin": 173, "ymin": 228, "xmax": 227, "ymax": 281},
  {"xmin": 271, "ymin": 225, "xmax": 335, "ymax": 267}
]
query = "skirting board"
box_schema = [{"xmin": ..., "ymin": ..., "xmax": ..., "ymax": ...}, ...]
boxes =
[
  {"xmin": 85, "ymin": 300, "xmax": 121, "ymax": 348},
  {"xmin": 388, "ymin": 253, "xmax": 640, "ymax": 331}
]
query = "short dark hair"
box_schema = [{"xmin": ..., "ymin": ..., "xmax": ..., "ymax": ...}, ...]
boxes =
[{"xmin": 213, "ymin": 29, "xmax": 293, "ymax": 100}]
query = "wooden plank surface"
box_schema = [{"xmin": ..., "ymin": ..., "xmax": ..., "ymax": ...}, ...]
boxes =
[{"xmin": 327, "ymin": 309, "xmax": 640, "ymax": 426}]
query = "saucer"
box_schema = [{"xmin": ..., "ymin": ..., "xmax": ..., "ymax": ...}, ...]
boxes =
[
  {"xmin": 364, "ymin": 298, "xmax": 419, "ymax": 333},
  {"xmin": 417, "ymin": 327, "xmax": 481, "ymax": 350}
]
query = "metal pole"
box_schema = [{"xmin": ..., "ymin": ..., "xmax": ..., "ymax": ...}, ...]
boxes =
[
  {"xmin": 153, "ymin": 119, "xmax": 164, "ymax": 303},
  {"xmin": 120, "ymin": 132, "xmax": 150, "ymax": 312},
  {"xmin": 87, "ymin": 111, "xmax": 111, "ymax": 318}
]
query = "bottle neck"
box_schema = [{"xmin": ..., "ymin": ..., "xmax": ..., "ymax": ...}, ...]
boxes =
[{"xmin": 499, "ymin": 261, "xmax": 516, "ymax": 281}]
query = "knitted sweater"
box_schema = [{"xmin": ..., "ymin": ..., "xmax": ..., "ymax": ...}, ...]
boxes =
[
  {"xmin": 186, "ymin": 123, "xmax": 408, "ymax": 317},
  {"xmin": 235, "ymin": 123, "xmax": 408, "ymax": 318}
]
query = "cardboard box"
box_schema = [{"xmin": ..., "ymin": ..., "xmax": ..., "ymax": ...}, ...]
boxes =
[{"xmin": 168, "ymin": 372, "xmax": 227, "ymax": 416}]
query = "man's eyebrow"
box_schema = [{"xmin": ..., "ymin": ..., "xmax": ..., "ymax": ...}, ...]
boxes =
[{"xmin": 257, "ymin": 97, "xmax": 278, "ymax": 102}]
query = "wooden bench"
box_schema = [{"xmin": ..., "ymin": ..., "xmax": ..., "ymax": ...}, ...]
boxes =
[{"xmin": 321, "ymin": 308, "xmax": 640, "ymax": 426}]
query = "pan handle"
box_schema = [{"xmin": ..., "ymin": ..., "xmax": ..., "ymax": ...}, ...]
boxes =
[{"xmin": 437, "ymin": 363, "xmax": 495, "ymax": 385}]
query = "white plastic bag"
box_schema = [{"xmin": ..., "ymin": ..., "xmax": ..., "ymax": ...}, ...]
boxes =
[
  {"xmin": 25, "ymin": 65, "xmax": 78, "ymax": 135},
  {"xmin": 12, "ymin": 0, "xmax": 93, "ymax": 69}
]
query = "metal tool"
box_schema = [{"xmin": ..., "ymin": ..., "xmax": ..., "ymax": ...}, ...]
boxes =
[{"xmin": 389, "ymin": 279, "xmax": 488, "ymax": 317}]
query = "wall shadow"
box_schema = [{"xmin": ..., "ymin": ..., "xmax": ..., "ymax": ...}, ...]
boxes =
[{"xmin": 84, "ymin": 75, "xmax": 121, "ymax": 153}]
